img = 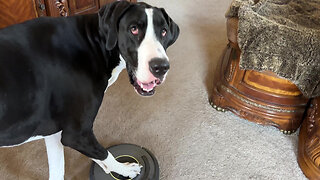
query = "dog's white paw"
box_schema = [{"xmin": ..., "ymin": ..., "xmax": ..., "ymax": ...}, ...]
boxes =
[
  {"xmin": 94, "ymin": 152, "xmax": 142, "ymax": 179},
  {"xmin": 116, "ymin": 162, "xmax": 142, "ymax": 179}
]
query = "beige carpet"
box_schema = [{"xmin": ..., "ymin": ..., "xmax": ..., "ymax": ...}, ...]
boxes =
[{"xmin": 0, "ymin": 0, "xmax": 307, "ymax": 179}]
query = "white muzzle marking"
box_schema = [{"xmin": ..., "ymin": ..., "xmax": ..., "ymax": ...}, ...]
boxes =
[{"xmin": 135, "ymin": 8, "xmax": 169, "ymax": 83}]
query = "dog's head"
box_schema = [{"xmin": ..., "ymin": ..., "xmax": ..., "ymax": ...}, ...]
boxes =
[{"xmin": 99, "ymin": 1, "xmax": 179, "ymax": 96}]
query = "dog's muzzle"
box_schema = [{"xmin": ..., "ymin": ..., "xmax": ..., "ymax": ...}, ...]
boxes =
[
  {"xmin": 130, "ymin": 60, "xmax": 169, "ymax": 97},
  {"xmin": 129, "ymin": 58, "xmax": 169, "ymax": 97}
]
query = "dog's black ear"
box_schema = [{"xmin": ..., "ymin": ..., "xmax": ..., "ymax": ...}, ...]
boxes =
[
  {"xmin": 160, "ymin": 8, "xmax": 180, "ymax": 47},
  {"xmin": 98, "ymin": 1, "xmax": 131, "ymax": 50}
]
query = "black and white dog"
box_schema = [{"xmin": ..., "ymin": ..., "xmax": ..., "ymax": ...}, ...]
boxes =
[{"xmin": 0, "ymin": 1, "xmax": 179, "ymax": 179}]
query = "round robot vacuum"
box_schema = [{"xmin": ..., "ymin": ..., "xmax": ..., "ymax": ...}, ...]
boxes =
[{"xmin": 90, "ymin": 144, "xmax": 159, "ymax": 180}]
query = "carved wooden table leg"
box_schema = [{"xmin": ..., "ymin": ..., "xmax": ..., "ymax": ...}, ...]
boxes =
[{"xmin": 298, "ymin": 97, "xmax": 320, "ymax": 179}]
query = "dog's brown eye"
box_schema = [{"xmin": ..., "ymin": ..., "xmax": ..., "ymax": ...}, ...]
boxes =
[
  {"xmin": 131, "ymin": 26, "xmax": 139, "ymax": 35},
  {"xmin": 161, "ymin": 29, "xmax": 167, "ymax": 37}
]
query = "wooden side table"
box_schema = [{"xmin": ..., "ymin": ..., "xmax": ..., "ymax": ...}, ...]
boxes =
[
  {"xmin": 299, "ymin": 97, "xmax": 320, "ymax": 179},
  {"xmin": 209, "ymin": 18, "xmax": 309, "ymax": 133}
]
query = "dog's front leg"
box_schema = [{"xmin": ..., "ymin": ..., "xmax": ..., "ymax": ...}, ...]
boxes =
[
  {"xmin": 61, "ymin": 130, "xmax": 141, "ymax": 179},
  {"xmin": 44, "ymin": 131, "xmax": 64, "ymax": 180}
]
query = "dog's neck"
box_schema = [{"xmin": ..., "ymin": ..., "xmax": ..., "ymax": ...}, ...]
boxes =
[{"xmin": 81, "ymin": 14, "xmax": 121, "ymax": 79}]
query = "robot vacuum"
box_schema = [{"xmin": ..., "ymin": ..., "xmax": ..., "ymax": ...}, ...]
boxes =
[{"xmin": 90, "ymin": 144, "xmax": 159, "ymax": 180}]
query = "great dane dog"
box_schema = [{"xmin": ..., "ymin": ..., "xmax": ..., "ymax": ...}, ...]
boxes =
[{"xmin": 0, "ymin": 1, "xmax": 179, "ymax": 179}]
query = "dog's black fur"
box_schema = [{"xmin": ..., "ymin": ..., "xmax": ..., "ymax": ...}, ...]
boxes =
[{"xmin": 0, "ymin": 0, "xmax": 179, "ymax": 163}]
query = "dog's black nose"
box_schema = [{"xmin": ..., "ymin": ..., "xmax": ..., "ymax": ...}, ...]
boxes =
[{"xmin": 149, "ymin": 58, "xmax": 170, "ymax": 78}]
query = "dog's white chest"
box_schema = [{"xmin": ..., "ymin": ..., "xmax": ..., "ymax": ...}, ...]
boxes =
[{"xmin": 105, "ymin": 56, "xmax": 126, "ymax": 92}]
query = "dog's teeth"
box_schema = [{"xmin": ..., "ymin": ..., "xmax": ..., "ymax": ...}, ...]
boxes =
[
  {"xmin": 140, "ymin": 83, "xmax": 144, "ymax": 89},
  {"xmin": 143, "ymin": 88, "xmax": 152, "ymax": 92}
]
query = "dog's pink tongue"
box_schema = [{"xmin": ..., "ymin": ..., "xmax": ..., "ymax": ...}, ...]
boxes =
[
  {"xmin": 143, "ymin": 83, "xmax": 155, "ymax": 90},
  {"xmin": 137, "ymin": 80, "xmax": 156, "ymax": 91}
]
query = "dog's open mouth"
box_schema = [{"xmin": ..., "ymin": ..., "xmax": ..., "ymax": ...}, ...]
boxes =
[{"xmin": 133, "ymin": 76, "xmax": 162, "ymax": 96}]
